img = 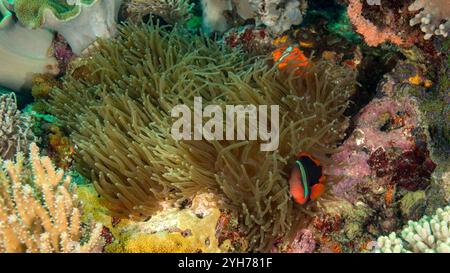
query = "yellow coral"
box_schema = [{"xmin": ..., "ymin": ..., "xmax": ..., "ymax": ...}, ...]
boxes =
[
  {"xmin": 77, "ymin": 183, "xmax": 225, "ymax": 253},
  {"xmin": 120, "ymin": 209, "xmax": 222, "ymax": 253},
  {"xmin": 0, "ymin": 143, "xmax": 104, "ymax": 253}
]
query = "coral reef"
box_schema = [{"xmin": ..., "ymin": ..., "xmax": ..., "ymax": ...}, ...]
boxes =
[
  {"xmin": 201, "ymin": 0, "xmax": 305, "ymax": 34},
  {"xmin": 346, "ymin": 0, "xmax": 403, "ymax": 46},
  {"xmin": 127, "ymin": 0, "xmax": 194, "ymax": 25},
  {"xmin": 12, "ymin": 0, "xmax": 123, "ymax": 55},
  {"xmin": 0, "ymin": 143, "xmax": 104, "ymax": 253},
  {"xmin": 0, "ymin": 0, "xmax": 58, "ymax": 92},
  {"xmin": 0, "ymin": 93, "xmax": 36, "ymax": 160},
  {"xmin": 377, "ymin": 206, "xmax": 450, "ymax": 253},
  {"xmin": 0, "ymin": 0, "xmax": 445, "ymax": 255},
  {"xmin": 76, "ymin": 184, "xmax": 228, "ymax": 253},
  {"xmin": 285, "ymin": 229, "xmax": 316, "ymax": 253},
  {"xmin": 408, "ymin": 0, "xmax": 450, "ymax": 40},
  {"xmin": 223, "ymin": 26, "xmax": 274, "ymax": 55},
  {"xmin": 48, "ymin": 23, "xmax": 356, "ymax": 251},
  {"xmin": 108, "ymin": 208, "xmax": 223, "ymax": 253}
]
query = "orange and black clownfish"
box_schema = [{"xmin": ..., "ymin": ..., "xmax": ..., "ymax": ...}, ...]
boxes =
[{"xmin": 289, "ymin": 152, "xmax": 326, "ymax": 205}]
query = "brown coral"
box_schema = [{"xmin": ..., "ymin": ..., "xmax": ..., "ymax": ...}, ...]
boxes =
[{"xmin": 48, "ymin": 23, "xmax": 356, "ymax": 251}]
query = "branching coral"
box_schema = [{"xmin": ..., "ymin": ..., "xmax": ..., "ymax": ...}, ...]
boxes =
[
  {"xmin": 0, "ymin": 93, "xmax": 36, "ymax": 160},
  {"xmin": 127, "ymin": 0, "xmax": 193, "ymax": 25},
  {"xmin": 377, "ymin": 206, "xmax": 450, "ymax": 253},
  {"xmin": 0, "ymin": 0, "xmax": 59, "ymax": 91},
  {"xmin": 0, "ymin": 143, "xmax": 104, "ymax": 253},
  {"xmin": 12, "ymin": 0, "xmax": 123, "ymax": 55},
  {"xmin": 409, "ymin": 0, "xmax": 450, "ymax": 40},
  {"xmin": 48, "ymin": 23, "xmax": 356, "ymax": 251}
]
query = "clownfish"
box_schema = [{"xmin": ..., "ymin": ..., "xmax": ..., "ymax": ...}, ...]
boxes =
[
  {"xmin": 272, "ymin": 45, "xmax": 309, "ymax": 72},
  {"xmin": 289, "ymin": 152, "xmax": 326, "ymax": 205}
]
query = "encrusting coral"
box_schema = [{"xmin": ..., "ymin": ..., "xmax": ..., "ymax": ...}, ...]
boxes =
[
  {"xmin": 127, "ymin": 0, "xmax": 193, "ymax": 25},
  {"xmin": 376, "ymin": 206, "xmax": 450, "ymax": 253},
  {"xmin": 0, "ymin": 143, "xmax": 104, "ymax": 253},
  {"xmin": 48, "ymin": 23, "xmax": 356, "ymax": 251},
  {"xmin": 12, "ymin": 0, "xmax": 123, "ymax": 55},
  {"xmin": 0, "ymin": 93, "xmax": 36, "ymax": 160},
  {"xmin": 0, "ymin": 0, "xmax": 59, "ymax": 92}
]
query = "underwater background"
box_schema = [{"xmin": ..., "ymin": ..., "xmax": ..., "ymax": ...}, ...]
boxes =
[{"xmin": 0, "ymin": 0, "xmax": 449, "ymax": 253}]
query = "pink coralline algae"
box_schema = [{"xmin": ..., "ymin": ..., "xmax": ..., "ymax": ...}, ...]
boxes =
[
  {"xmin": 287, "ymin": 229, "xmax": 317, "ymax": 253},
  {"xmin": 329, "ymin": 93, "xmax": 436, "ymax": 201},
  {"xmin": 53, "ymin": 34, "xmax": 76, "ymax": 74}
]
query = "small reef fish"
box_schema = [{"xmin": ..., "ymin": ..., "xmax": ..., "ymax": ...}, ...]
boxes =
[
  {"xmin": 289, "ymin": 152, "xmax": 326, "ymax": 205},
  {"xmin": 272, "ymin": 45, "xmax": 309, "ymax": 73}
]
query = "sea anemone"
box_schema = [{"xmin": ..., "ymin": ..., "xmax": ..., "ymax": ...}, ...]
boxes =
[{"xmin": 48, "ymin": 23, "xmax": 356, "ymax": 251}]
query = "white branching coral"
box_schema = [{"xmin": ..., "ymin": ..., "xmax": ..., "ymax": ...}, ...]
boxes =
[
  {"xmin": 0, "ymin": 143, "xmax": 104, "ymax": 253},
  {"xmin": 201, "ymin": 0, "xmax": 305, "ymax": 34},
  {"xmin": 0, "ymin": 93, "xmax": 36, "ymax": 160},
  {"xmin": 376, "ymin": 206, "xmax": 450, "ymax": 253},
  {"xmin": 127, "ymin": 0, "xmax": 193, "ymax": 25},
  {"xmin": 409, "ymin": 0, "xmax": 450, "ymax": 40}
]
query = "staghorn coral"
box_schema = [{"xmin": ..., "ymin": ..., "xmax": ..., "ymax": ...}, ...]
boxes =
[
  {"xmin": 48, "ymin": 23, "xmax": 356, "ymax": 251},
  {"xmin": 12, "ymin": 0, "xmax": 123, "ymax": 55},
  {"xmin": 0, "ymin": 143, "xmax": 104, "ymax": 253},
  {"xmin": 0, "ymin": 93, "xmax": 36, "ymax": 160},
  {"xmin": 409, "ymin": 0, "xmax": 450, "ymax": 40},
  {"xmin": 127, "ymin": 0, "xmax": 194, "ymax": 25},
  {"xmin": 376, "ymin": 206, "xmax": 450, "ymax": 253},
  {"xmin": 0, "ymin": 0, "xmax": 59, "ymax": 92}
]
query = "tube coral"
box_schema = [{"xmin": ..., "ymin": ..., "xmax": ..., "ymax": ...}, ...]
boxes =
[
  {"xmin": 0, "ymin": 93, "xmax": 36, "ymax": 160},
  {"xmin": 48, "ymin": 23, "xmax": 356, "ymax": 251},
  {"xmin": 0, "ymin": 0, "xmax": 59, "ymax": 92},
  {"xmin": 0, "ymin": 143, "xmax": 104, "ymax": 253}
]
